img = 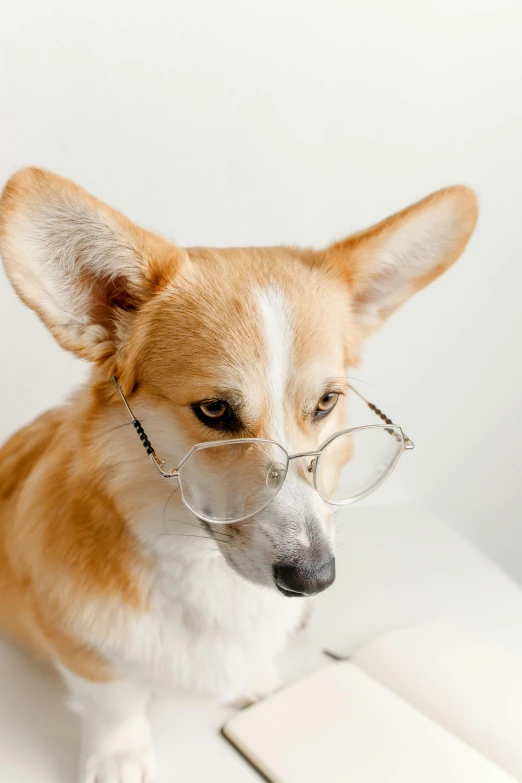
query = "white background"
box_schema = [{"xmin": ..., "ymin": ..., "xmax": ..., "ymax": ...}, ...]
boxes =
[{"xmin": 1, "ymin": 0, "xmax": 521, "ymax": 579}]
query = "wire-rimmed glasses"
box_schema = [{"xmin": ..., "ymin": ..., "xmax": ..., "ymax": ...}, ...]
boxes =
[{"xmin": 113, "ymin": 378, "xmax": 414, "ymax": 524}]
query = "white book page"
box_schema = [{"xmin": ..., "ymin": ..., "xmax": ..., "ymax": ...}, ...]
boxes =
[
  {"xmin": 223, "ymin": 661, "xmax": 515, "ymax": 783},
  {"xmin": 353, "ymin": 617, "xmax": 522, "ymax": 781}
]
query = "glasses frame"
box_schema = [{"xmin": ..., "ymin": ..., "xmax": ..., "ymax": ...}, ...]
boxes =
[{"xmin": 112, "ymin": 377, "xmax": 414, "ymax": 524}]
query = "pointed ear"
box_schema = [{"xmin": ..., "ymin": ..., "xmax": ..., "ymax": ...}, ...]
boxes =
[
  {"xmin": 0, "ymin": 168, "xmax": 185, "ymax": 367},
  {"xmin": 324, "ymin": 186, "xmax": 478, "ymax": 336}
]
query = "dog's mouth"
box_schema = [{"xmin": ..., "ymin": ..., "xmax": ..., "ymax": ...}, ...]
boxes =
[{"xmin": 274, "ymin": 583, "xmax": 307, "ymax": 598}]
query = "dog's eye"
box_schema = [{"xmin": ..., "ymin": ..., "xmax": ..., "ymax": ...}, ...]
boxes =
[
  {"xmin": 198, "ymin": 400, "xmax": 228, "ymax": 418},
  {"xmin": 314, "ymin": 392, "xmax": 339, "ymax": 419},
  {"xmin": 191, "ymin": 399, "xmax": 243, "ymax": 432}
]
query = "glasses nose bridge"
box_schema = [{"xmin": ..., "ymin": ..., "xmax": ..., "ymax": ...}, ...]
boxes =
[
  {"xmin": 286, "ymin": 450, "xmax": 321, "ymax": 479},
  {"xmin": 287, "ymin": 450, "xmax": 321, "ymax": 462}
]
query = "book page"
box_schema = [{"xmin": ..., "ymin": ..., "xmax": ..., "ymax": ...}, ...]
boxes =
[
  {"xmin": 353, "ymin": 617, "xmax": 522, "ymax": 781},
  {"xmin": 223, "ymin": 661, "xmax": 515, "ymax": 783}
]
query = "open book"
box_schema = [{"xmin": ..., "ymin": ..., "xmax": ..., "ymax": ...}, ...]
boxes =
[{"xmin": 222, "ymin": 618, "xmax": 522, "ymax": 783}]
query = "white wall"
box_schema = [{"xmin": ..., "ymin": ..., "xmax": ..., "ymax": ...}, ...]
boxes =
[{"xmin": 1, "ymin": 0, "xmax": 522, "ymax": 579}]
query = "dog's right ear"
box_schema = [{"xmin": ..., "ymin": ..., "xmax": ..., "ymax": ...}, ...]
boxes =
[{"xmin": 0, "ymin": 168, "xmax": 186, "ymax": 368}]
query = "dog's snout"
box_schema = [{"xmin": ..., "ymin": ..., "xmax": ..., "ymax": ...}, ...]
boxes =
[{"xmin": 273, "ymin": 557, "xmax": 335, "ymax": 597}]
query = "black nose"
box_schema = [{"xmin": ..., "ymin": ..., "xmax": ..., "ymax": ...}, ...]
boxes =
[{"xmin": 273, "ymin": 558, "xmax": 336, "ymax": 597}]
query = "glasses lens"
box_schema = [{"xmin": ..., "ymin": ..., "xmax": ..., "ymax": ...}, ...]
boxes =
[
  {"xmin": 178, "ymin": 440, "xmax": 289, "ymax": 523},
  {"xmin": 315, "ymin": 426, "xmax": 404, "ymax": 505}
]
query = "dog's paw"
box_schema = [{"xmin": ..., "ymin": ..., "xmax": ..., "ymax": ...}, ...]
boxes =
[
  {"xmin": 232, "ymin": 664, "xmax": 281, "ymax": 708},
  {"xmin": 79, "ymin": 714, "xmax": 157, "ymax": 783},
  {"xmin": 81, "ymin": 746, "xmax": 157, "ymax": 783}
]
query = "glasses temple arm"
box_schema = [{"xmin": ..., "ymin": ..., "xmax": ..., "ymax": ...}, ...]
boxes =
[
  {"xmin": 111, "ymin": 377, "xmax": 172, "ymax": 473},
  {"xmin": 349, "ymin": 386, "xmax": 414, "ymax": 449}
]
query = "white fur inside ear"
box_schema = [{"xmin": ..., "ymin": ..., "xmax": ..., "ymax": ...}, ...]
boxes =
[
  {"xmin": 10, "ymin": 200, "xmax": 139, "ymax": 330},
  {"xmin": 352, "ymin": 189, "xmax": 477, "ymax": 332},
  {"xmin": 0, "ymin": 169, "xmax": 157, "ymax": 362}
]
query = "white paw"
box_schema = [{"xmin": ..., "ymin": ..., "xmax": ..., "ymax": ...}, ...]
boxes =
[
  {"xmin": 232, "ymin": 665, "xmax": 281, "ymax": 708},
  {"xmin": 79, "ymin": 713, "xmax": 157, "ymax": 783},
  {"xmin": 81, "ymin": 746, "xmax": 157, "ymax": 783}
]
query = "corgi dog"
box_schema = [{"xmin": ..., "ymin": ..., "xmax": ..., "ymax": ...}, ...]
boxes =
[{"xmin": 0, "ymin": 169, "xmax": 477, "ymax": 783}]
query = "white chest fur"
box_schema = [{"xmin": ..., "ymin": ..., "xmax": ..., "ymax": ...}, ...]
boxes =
[{"xmin": 79, "ymin": 538, "xmax": 304, "ymax": 702}]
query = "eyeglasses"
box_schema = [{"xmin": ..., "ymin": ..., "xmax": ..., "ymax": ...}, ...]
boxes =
[{"xmin": 113, "ymin": 377, "xmax": 414, "ymax": 524}]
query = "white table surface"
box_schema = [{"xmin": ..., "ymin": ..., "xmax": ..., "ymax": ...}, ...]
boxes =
[{"xmin": 1, "ymin": 505, "xmax": 522, "ymax": 782}]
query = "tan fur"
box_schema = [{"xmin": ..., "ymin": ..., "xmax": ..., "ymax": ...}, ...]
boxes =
[
  {"xmin": 0, "ymin": 168, "xmax": 478, "ymax": 689},
  {"xmin": 0, "ymin": 392, "xmax": 142, "ymax": 681}
]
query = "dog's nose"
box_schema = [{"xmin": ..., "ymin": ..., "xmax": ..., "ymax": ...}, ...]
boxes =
[{"xmin": 273, "ymin": 558, "xmax": 336, "ymax": 597}]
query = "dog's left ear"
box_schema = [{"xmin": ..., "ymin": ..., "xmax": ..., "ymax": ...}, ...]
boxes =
[{"xmin": 324, "ymin": 186, "xmax": 478, "ymax": 336}]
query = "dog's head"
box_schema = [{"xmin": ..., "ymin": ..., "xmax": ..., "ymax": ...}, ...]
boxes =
[{"xmin": 0, "ymin": 169, "xmax": 477, "ymax": 596}]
